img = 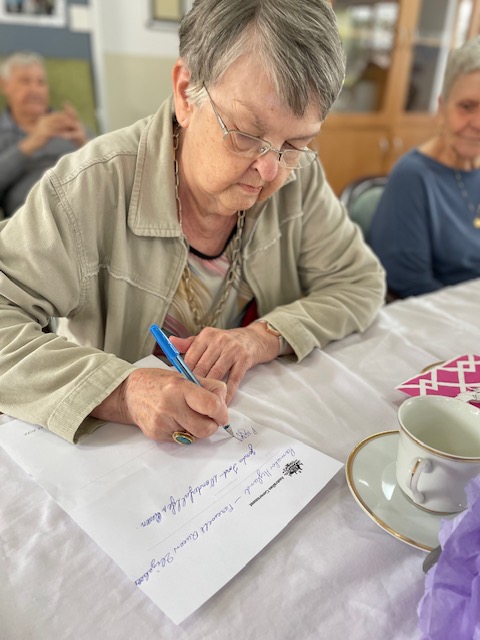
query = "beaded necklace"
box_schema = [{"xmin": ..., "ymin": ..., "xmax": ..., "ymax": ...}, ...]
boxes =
[
  {"xmin": 173, "ymin": 126, "xmax": 245, "ymax": 331},
  {"xmin": 454, "ymin": 169, "xmax": 480, "ymax": 229}
]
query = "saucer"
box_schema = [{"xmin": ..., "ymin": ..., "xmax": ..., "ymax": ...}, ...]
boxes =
[{"xmin": 345, "ymin": 430, "xmax": 456, "ymax": 551}]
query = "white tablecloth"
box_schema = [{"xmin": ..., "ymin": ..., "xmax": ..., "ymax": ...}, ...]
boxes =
[{"xmin": 2, "ymin": 279, "xmax": 480, "ymax": 640}]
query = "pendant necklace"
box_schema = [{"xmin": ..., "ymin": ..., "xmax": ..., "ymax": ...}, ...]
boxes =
[
  {"xmin": 173, "ymin": 125, "xmax": 246, "ymax": 332},
  {"xmin": 453, "ymin": 169, "xmax": 480, "ymax": 229}
]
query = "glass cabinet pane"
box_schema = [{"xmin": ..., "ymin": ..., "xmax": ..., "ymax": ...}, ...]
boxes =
[
  {"xmin": 333, "ymin": 1, "xmax": 399, "ymax": 113},
  {"xmin": 405, "ymin": 0, "xmax": 473, "ymax": 112}
]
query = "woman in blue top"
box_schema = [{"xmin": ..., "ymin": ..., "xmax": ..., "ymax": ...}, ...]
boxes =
[{"xmin": 369, "ymin": 36, "xmax": 480, "ymax": 298}]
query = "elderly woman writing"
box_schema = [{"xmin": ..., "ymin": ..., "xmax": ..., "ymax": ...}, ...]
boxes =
[
  {"xmin": 0, "ymin": 0, "xmax": 385, "ymax": 445},
  {"xmin": 370, "ymin": 36, "xmax": 480, "ymax": 298}
]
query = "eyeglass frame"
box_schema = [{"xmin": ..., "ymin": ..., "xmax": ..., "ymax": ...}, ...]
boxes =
[{"xmin": 202, "ymin": 84, "xmax": 318, "ymax": 170}]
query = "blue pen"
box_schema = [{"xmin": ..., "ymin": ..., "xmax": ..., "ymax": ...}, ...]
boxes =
[{"xmin": 149, "ymin": 324, "xmax": 235, "ymax": 438}]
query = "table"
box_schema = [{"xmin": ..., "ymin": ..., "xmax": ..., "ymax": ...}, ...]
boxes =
[{"xmin": 2, "ymin": 279, "xmax": 480, "ymax": 640}]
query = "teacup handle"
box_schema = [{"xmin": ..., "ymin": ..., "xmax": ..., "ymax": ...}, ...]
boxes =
[{"xmin": 407, "ymin": 457, "xmax": 432, "ymax": 503}]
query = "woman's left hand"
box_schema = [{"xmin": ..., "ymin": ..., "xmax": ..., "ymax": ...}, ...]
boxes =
[{"xmin": 170, "ymin": 325, "xmax": 287, "ymax": 404}]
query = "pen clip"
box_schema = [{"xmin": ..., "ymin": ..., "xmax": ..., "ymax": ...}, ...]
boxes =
[
  {"xmin": 150, "ymin": 324, "xmax": 179, "ymax": 361},
  {"xmin": 150, "ymin": 324, "xmax": 200, "ymax": 385}
]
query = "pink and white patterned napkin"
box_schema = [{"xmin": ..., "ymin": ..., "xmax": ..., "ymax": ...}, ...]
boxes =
[{"xmin": 396, "ymin": 354, "xmax": 480, "ymax": 408}]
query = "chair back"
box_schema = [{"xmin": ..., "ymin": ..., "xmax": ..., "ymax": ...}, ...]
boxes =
[{"xmin": 339, "ymin": 176, "xmax": 388, "ymax": 239}]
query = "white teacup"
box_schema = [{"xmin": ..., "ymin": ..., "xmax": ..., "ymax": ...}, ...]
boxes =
[{"xmin": 396, "ymin": 395, "xmax": 480, "ymax": 514}]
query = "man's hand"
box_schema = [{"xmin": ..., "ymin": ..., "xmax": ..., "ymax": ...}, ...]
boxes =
[{"xmin": 19, "ymin": 102, "xmax": 87, "ymax": 155}]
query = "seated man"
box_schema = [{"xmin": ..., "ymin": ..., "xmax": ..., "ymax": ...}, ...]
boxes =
[{"xmin": 0, "ymin": 50, "xmax": 90, "ymax": 217}]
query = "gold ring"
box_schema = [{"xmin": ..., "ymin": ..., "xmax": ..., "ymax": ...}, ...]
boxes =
[{"xmin": 172, "ymin": 431, "xmax": 197, "ymax": 445}]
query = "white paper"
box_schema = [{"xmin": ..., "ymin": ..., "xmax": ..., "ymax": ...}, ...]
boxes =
[{"xmin": 0, "ymin": 361, "xmax": 342, "ymax": 624}]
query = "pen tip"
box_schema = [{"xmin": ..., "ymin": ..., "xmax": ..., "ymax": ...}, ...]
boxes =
[{"xmin": 223, "ymin": 425, "xmax": 242, "ymax": 441}]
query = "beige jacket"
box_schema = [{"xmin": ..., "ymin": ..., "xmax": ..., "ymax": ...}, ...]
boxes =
[{"xmin": 0, "ymin": 97, "xmax": 385, "ymax": 442}]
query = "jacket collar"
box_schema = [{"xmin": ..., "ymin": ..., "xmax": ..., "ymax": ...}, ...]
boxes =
[{"xmin": 127, "ymin": 95, "xmax": 180, "ymax": 236}]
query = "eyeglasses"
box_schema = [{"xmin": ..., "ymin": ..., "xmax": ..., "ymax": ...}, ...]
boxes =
[{"xmin": 203, "ymin": 84, "xmax": 318, "ymax": 170}]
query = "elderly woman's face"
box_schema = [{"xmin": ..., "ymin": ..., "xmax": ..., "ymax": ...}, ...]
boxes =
[
  {"xmin": 180, "ymin": 56, "xmax": 322, "ymax": 217},
  {"xmin": 440, "ymin": 70, "xmax": 480, "ymax": 161}
]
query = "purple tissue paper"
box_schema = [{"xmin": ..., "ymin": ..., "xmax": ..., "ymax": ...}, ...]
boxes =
[{"xmin": 417, "ymin": 475, "xmax": 480, "ymax": 639}]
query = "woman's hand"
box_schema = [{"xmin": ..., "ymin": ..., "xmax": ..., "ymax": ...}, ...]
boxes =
[
  {"xmin": 171, "ymin": 324, "xmax": 288, "ymax": 404},
  {"xmin": 91, "ymin": 368, "xmax": 229, "ymax": 442}
]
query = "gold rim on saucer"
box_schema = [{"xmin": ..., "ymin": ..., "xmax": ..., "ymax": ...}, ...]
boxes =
[{"xmin": 346, "ymin": 430, "xmax": 437, "ymax": 551}]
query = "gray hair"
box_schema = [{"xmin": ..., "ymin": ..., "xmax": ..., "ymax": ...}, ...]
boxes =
[
  {"xmin": 0, "ymin": 51, "xmax": 45, "ymax": 81},
  {"xmin": 442, "ymin": 36, "xmax": 480, "ymax": 101},
  {"xmin": 178, "ymin": 0, "xmax": 345, "ymax": 120}
]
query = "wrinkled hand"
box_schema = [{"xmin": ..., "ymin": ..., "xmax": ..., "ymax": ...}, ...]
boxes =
[
  {"xmin": 91, "ymin": 367, "xmax": 229, "ymax": 442},
  {"xmin": 170, "ymin": 324, "xmax": 282, "ymax": 404},
  {"xmin": 20, "ymin": 102, "xmax": 87, "ymax": 155}
]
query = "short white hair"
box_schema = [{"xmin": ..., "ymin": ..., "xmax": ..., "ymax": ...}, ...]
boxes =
[
  {"xmin": 179, "ymin": 0, "xmax": 345, "ymax": 120},
  {"xmin": 442, "ymin": 36, "xmax": 480, "ymax": 100},
  {"xmin": 0, "ymin": 51, "xmax": 45, "ymax": 81}
]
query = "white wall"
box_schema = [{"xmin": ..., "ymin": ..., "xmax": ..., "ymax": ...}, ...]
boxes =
[
  {"xmin": 96, "ymin": 0, "xmax": 180, "ymax": 57},
  {"xmin": 91, "ymin": 0, "xmax": 180, "ymax": 131}
]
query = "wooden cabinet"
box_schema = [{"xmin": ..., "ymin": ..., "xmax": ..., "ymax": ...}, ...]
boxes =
[{"xmin": 317, "ymin": 0, "xmax": 480, "ymax": 195}]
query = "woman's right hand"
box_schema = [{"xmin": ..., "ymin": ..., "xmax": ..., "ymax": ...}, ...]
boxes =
[{"xmin": 91, "ymin": 368, "xmax": 229, "ymax": 442}]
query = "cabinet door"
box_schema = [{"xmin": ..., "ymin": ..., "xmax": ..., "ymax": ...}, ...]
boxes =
[
  {"xmin": 387, "ymin": 120, "xmax": 438, "ymax": 169},
  {"xmin": 317, "ymin": 125, "xmax": 391, "ymax": 195},
  {"xmin": 332, "ymin": 0, "xmax": 400, "ymax": 114}
]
